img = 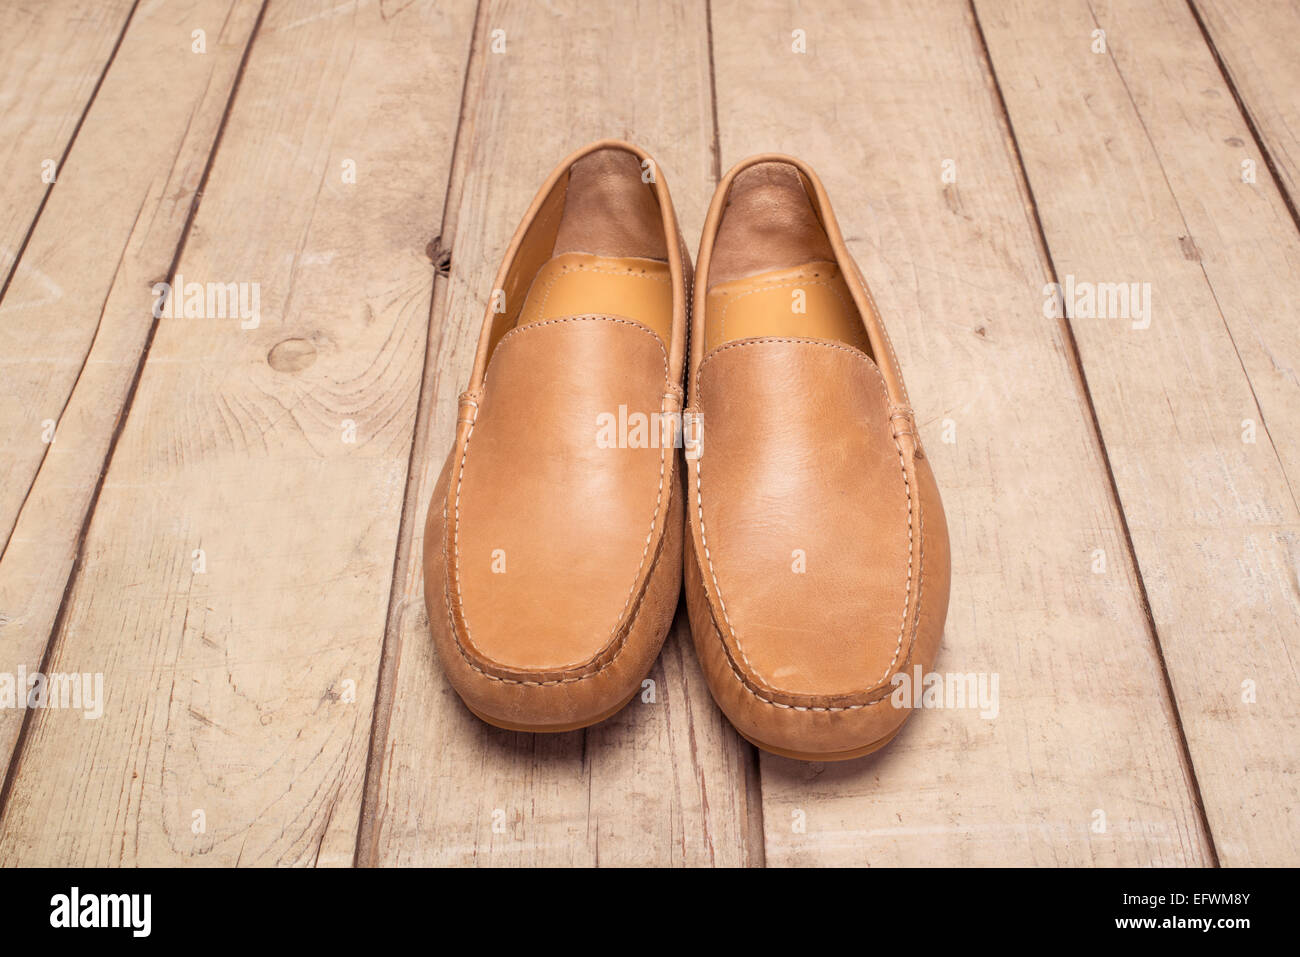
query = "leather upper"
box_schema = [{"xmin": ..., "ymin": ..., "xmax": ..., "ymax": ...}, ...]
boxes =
[
  {"xmin": 683, "ymin": 154, "xmax": 951, "ymax": 756},
  {"xmin": 693, "ymin": 338, "xmax": 916, "ymax": 703},
  {"xmin": 423, "ymin": 140, "xmax": 689, "ymax": 730},
  {"xmin": 450, "ymin": 316, "xmax": 672, "ymax": 680}
]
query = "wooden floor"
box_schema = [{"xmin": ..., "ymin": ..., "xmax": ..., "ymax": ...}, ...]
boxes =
[{"xmin": 0, "ymin": 0, "xmax": 1296, "ymax": 867}]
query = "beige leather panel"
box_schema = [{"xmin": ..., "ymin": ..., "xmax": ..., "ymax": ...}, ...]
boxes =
[
  {"xmin": 454, "ymin": 316, "xmax": 671, "ymax": 672},
  {"xmin": 703, "ymin": 260, "xmax": 873, "ymax": 353},
  {"xmin": 694, "ymin": 337, "xmax": 913, "ymax": 698},
  {"xmin": 518, "ymin": 252, "xmax": 674, "ymax": 343}
]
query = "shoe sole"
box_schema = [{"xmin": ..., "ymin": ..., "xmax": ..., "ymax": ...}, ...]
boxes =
[
  {"xmin": 464, "ymin": 683, "xmax": 642, "ymax": 734},
  {"xmin": 737, "ymin": 722, "xmax": 903, "ymax": 762}
]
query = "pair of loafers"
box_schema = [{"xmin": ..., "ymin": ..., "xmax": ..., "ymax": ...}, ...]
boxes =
[{"xmin": 422, "ymin": 140, "xmax": 950, "ymax": 761}]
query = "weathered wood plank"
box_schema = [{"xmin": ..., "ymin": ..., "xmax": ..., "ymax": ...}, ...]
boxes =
[
  {"xmin": 359, "ymin": 0, "xmax": 758, "ymax": 867},
  {"xmin": 711, "ymin": 0, "xmax": 1212, "ymax": 865},
  {"xmin": 974, "ymin": 0, "xmax": 1300, "ymax": 864},
  {"xmin": 0, "ymin": 0, "xmax": 476, "ymax": 866},
  {"xmin": 1194, "ymin": 0, "xmax": 1300, "ymax": 219},
  {"xmin": 0, "ymin": 0, "xmax": 135, "ymax": 288},
  {"xmin": 0, "ymin": 0, "xmax": 264, "ymax": 787}
]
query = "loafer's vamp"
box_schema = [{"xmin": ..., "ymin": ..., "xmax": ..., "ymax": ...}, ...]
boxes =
[
  {"xmin": 452, "ymin": 315, "xmax": 673, "ymax": 677},
  {"xmin": 692, "ymin": 337, "xmax": 916, "ymax": 704}
]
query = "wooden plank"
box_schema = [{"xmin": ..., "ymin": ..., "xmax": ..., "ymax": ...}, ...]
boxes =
[
  {"xmin": 1193, "ymin": 0, "xmax": 1300, "ymax": 219},
  {"xmin": 710, "ymin": 0, "xmax": 1212, "ymax": 865},
  {"xmin": 0, "ymin": 0, "xmax": 136, "ymax": 288},
  {"xmin": 973, "ymin": 0, "xmax": 1300, "ymax": 865},
  {"xmin": 0, "ymin": 0, "xmax": 264, "ymax": 782},
  {"xmin": 0, "ymin": 0, "xmax": 476, "ymax": 867},
  {"xmin": 359, "ymin": 0, "xmax": 757, "ymax": 867}
]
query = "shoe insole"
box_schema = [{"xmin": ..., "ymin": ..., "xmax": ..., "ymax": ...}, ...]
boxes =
[
  {"xmin": 517, "ymin": 251, "xmax": 674, "ymax": 344},
  {"xmin": 703, "ymin": 259, "xmax": 873, "ymax": 354}
]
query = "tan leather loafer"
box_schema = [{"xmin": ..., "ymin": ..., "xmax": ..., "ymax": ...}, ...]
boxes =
[
  {"xmin": 423, "ymin": 140, "xmax": 690, "ymax": 732},
  {"xmin": 683, "ymin": 156, "xmax": 951, "ymax": 760}
]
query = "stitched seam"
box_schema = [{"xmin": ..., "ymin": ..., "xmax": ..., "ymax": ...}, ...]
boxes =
[
  {"xmin": 493, "ymin": 313, "xmax": 661, "ymax": 356},
  {"xmin": 890, "ymin": 406, "xmax": 916, "ymax": 441},
  {"xmin": 704, "ymin": 594, "xmax": 893, "ymax": 712},
  {"xmin": 693, "ymin": 337, "xmax": 921, "ymax": 708},
  {"xmin": 880, "ymin": 434, "xmax": 913, "ymax": 685},
  {"xmin": 699, "ymin": 334, "xmax": 871, "ymax": 373},
  {"xmin": 449, "ymin": 316, "xmax": 670, "ymax": 685}
]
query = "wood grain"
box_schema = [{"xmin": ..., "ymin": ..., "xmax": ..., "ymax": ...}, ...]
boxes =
[
  {"xmin": 711, "ymin": 0, "xmax": 1212, "ymax": 866},
  {"xmin": 0, "ymin": 0, "xmax": 476, "ymax": 866},
  {"xmin": 1194, "ymin": 0, "xmax": 1300, "ymax": 217},
  {"xmin": 0, "ymin": 0, "xmax": 264, "ymax": 787},
  {"xmin": 358, "ymin": 0, "xmax": 759, "ymax": 867},
  {"xmin": 974, "ymin": 0, "xmax": 1300, "ymax": 864},
  {"xmin": 0, "ymin": 0, "xmax": 135, "ymax": 289}
]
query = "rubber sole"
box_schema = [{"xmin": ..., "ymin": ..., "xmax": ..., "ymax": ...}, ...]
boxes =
[
  {"xmin": 464, "ymin": 683, "xmax": 642, "ymax": 734},
  {"xmin": 737, "ymin": 721, "xmax": 904, "ymax": 762}
]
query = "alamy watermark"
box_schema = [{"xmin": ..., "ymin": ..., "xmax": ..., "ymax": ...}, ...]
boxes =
[
  {"xmin": 1043, "ymin": 274, "xmax": 1151, "ymax": 329},
  {"xmin": 152, "ymin": 272, "xmax": 261, "ymax": 329},
  {"xmin": 50, "ymin": 887, "xmax": 150, "ymax": 937},
  {"xmin": 890, "ymin": 665, "xmax": 999, "ymax": 719},
  {"xmin": 595, "ymin": 406, "xmax": 703, "ymax": 460},
  {"xmin": 0, "ymin": 667, "xmax": 104, "ymax": 719}
]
